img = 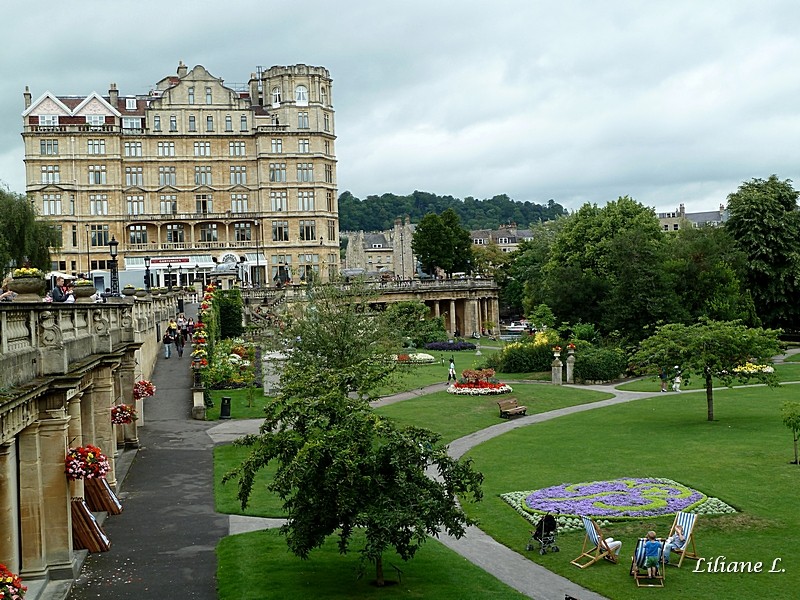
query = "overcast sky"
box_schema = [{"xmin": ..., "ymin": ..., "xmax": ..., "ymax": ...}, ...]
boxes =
[{"xmin": 2, "ymin": 0, "xmax": 799, "ymax": 214}]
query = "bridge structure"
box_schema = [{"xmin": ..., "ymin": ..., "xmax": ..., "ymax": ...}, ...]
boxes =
[
  {"xmin": 241, "ymin": 278, "xmax": 501, "ymax": 338},
  {"xmin": 0, "ymin": 295, "xmax": 173, "ymax": 592}
]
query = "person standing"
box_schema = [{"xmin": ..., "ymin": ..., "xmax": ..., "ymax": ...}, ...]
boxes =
[
  {"xmin": 447, "ymin": 358, "xmax": 456, "ymax": 383},
  {"xmin": 163, "ymin": 329, "xmax": 175, "ymax": 359},
  {"xmin": 659, "ymin": 368, "xmax": 668, "ymax": 392},
  {"xmin": 51, "ymin": 276, "xmax": 69, "ymax": 302},
  {"xmin": 672, "ymin": 368, "xmax": 682, "ymax": 392},
  {"xmin": 174, "ymin": 328, "xmax": 185, "ymax": 358}
]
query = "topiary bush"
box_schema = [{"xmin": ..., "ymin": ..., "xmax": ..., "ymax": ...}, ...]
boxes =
[{"xmin": 574, "ymin": 347, "xmax": 627, "ymax": 382}]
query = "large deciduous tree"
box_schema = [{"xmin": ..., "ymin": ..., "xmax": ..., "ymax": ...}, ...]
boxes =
[
  {"xmin": 725, "ymin": 175, "xmax": 800, "ymax": 329},
  {"xmin": 0, "ymin": 187, "xmax": 61, "ymax": 274},
  {"xmin": 411, "ymin": 209, "xmax": 473, "ymax": 277},
  {"xmin": 631, "ymin": 319, "xmax": 782, "ymax": 421},
  {"xmin": 225, "ymin": 282, "xmax": 483, "ymax": 586}
]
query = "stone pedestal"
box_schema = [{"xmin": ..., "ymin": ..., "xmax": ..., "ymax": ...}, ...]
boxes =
[
  {"xmin": 566, "ymin": 349, "xmax": 575, "ymax": 384},
  {"xmin": 551, "ymin": 353, "xmax": 563, "ymax": 385}
]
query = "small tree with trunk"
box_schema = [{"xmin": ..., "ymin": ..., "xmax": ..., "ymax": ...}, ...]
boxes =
[
  {"xmin": 781, "ymin": 401, "xmax": 800, "ymax": 465},
  {"xmin": 631, "ymin": 319, "xmax": 782, "ymax": 421}
]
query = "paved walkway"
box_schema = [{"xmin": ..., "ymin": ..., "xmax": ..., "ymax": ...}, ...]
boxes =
[{"xmin": 61, "ymin": 349, "xmax": 800, "ymax": 600}]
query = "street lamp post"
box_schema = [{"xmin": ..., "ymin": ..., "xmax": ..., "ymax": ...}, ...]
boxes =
[
  {"xmin": 194, "ymin": 263, "xmax": 200, "ymax": 285},
  {"xmin": 143, "ymin": 256, "xmax": 151, "ymax": 291},
  {"xmin": 108, "ymin": 235, "xmax": 120, "ymax": 296},
  {"xmin": 178, "ymin": 265, "xmax": 183, "ymax": 288},
  {"xmin": 167, "ymin": 263, "xmax": 173, "ymax": 291}
]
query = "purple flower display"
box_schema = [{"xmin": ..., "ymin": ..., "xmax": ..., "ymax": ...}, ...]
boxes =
[{"xmin": 524, "ymin": 477, "xmax": 705, "ymax": 518}]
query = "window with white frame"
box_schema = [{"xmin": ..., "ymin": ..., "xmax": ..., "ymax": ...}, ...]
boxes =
[
  {"xmin": 295, "ymin": 85, "xmax": 308, "ymax": 105},
  {"xmin": 271, "ymin": 138, "xmax": 283, "ymax": 153},
  {"xmin": 154, "ymin": 115, "xmax": 162, "ymax": 131},
  {"xmin": 126, "ymin": 195, "xmax": 144, "ymax": 215},
  {"xmin": 125, "ymin": 141, "xmax": 142, "ymax": 157},
  {"xmin": 298, "ymin": 253, "xmax": 319, "ymax": 279},
  {"xmin": 240, "ymin": 115, "xmax": 247, "ymax": 131},
  {"xmin": 42, "ymin": 193, "xmax": 62, "ymax": 215},
  {"xmin": 90, "ymin": 194, "xmax": 109, "ymax": 215},
  {"xmin": 195, "ymin": 166, "xmax": 212, "ymax": 185},
  {"xmin": 298, "ymin": 190, "xmax": 314, "ymax": 211},
  {"xmin": 299, "ymin": 219, "xmax": 316, "ymax": 241},
  {"xmin": 229, "ymin": 141, "xmax": 246, "ymax": 156},
  {"xmin": 473, "ymin": 238, "xmax": 486, "ymax": 245},
  {"xmin": 269, "ymin": 163, "xmax": 286, "ymax": 182},
  {"xmin": 90, "ymin": 224, "xmax": 110, "ymax": 247},
  {"xmin": 86, "ymin": 114, "xmax": 105, "ymax": 126},
  {"xmin": 87, "ymin": 139, "xmax": 106, "ymax": 155},
  {"xmin": 326, "ymin": 190, "xmax": 334, "ymax": 212},
  {"xmin": 88, "ymin": 165, "xmax": 106, "ymax": 185},
  {"xmin": 206, "ymin": 115, "xmax": 214, "ymax": 132},
  {"xmin": 497, "ymin": 237, "xmax": 509, "ymax": 244},
  {"xmin": 157, "ymin": 141, "xmax": 175, "ymax": 156},
  {"xmin": 160, "ymin": 194, "xmax": 177, "ymax": 214},
  {"xmin": 270, "ymin": 190, "xmax": 287, "ymax": 211},
  {"xmin": 200, "ymin": 223, "xmax": 218, "ymax": 242},
  {"xmin": 231, "ymin": 193, "xmax": 248, "ymax": 213},
  {"xmin": 230, "ymin": 166, "xmax": 247, "ymax": 185},
  {"xmin": 194, "ymin": 141, "xmax": 211, "ymax": 156},
  {"xmin": 234, "ymin": 222, "xmax": 251, "ymax": 241},
  {"xmin": 271, "ymin": 254, "xmax": 292, "ymax": 281},
  {"xmin": 169, "ymin": 115, "xmax": 177, "ymax": 131},
  {"xmin": 327, "ymin": 220, "xmax": 336, "ymax": 242},
  {"xmin": 166, "ymin": 223, "xmax": 184, "ymax": 243},
  {"xmin": 372, "ymin": 243, "xmax": 383, "ymax": 249},
  {"xmin": 271, "ymin": 87, "xmax": 282, "ymax": 106},
  {"xmin": 324, "ymin": 164, "xmax": 333, "ymax": 183},
  {"xmin": 195, "ymin": 194, "xmax": 213, "ymax": 214},
  {"xmin": 298, "ymin": 139, "xmax": 310, "ymax": 153},
  {"xmin": 188, "ymin": 87, "xmax": 195, "ymax": 104},
  {"xmin": 159, "ymin": 166, "xmax": 176, "ymax": 186},
  {"xmin": 122, "ymin": 117, "xmax": 141, "ymax": 130},
  {"xmin": 323, "ymin": 113, "xmax": 330, "ymax": 132},
  {"xmin": 125, "ymin": 98, "xmax": 137, "ymax": 110},
  {"xmin": 225, "ymin": 115, "xmax": 232, "ymax": 131},
  {"xmin": 129, "ymin": 224, "xmax": 147, "ymax": 244},
  {"xmin": 297, "ymin": 163, "xmax": 313, "ymax": 182},
  {"xmin": 298, "ymin": 112, "xmax": 309, "ymax": 129},
  {"xmin": 125, "ymin": 166, "xmax": 143, "ymax": 186},
  {"xmin": 40, "ymin": 139, "xmax": 58, "ymax": 155},
  {"xmin": 188, "ymin": 116, "xmax": 196, "ymax": 131},
  {"xmin": 41, "ymin": 165, "xmax": 60, "ymax": 184},
  {"xmin": 272, "ymin": 220, "xmax": 289, "ymax": 241},
  {"xmin": 205, "ymin": 87, "xmax": 212, "ymax": 104},
  {"xmin": 320, "ymin": 87, "xmax": 327, "ymax": 106},
  {"xmin": 39, "ymin": 114, "xmax": 59, "ymax": 126},
  {"xmin": 324, "ymin": 140, "xmax": 330, "ymax": 155}
]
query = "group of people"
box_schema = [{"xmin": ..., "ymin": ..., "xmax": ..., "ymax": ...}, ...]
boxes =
[
  {"xmin": 162, "ymin": 314, "xmax": 195, "ymax": 359},
  {"xmin": 659, "ymin": 367, "xmax": 683, "ymax": 392},
  {"xmin": 607, "ymin": 524, "xmax": 687, "ymax": 578}
]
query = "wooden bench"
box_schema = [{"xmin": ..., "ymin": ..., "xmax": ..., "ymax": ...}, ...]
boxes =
[{"xmin": 497, "ymin": 398, "xmax": 527, "ymax": 418}]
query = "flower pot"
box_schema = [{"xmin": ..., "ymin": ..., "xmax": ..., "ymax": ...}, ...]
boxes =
[
  {"xmin": 8, "ymin": 276, "xmax": 45, "ymax": 300},
  {"xmin": 73, "ymin": 285, "xmax": 96, "ymax": 302},
  {"xmin": 122, "ymin": 287, "xmax": 136, "ymax": 297},
  {"xmin": 135, "ymin": 290, "xmax": 148, "ymax": 298}
]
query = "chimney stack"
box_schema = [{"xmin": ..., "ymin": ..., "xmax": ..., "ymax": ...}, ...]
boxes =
[
  {"xmin": 679, "ymin": 203, "xmax": 685, "ymax": 217},
  {"xmin": 177, "ymin": 61, "xmax": 188, "ymax": 77},
  {"xmin": 108, "ymin": 83, "xmax": 118, "ymax": 106},
  {"xmin": 23, "ymin": 86, "xmax": 31, "ymax": 109}
]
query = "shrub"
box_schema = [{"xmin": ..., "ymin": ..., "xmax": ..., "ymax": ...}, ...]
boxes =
[
  {"xmin": 498, "ymin": 343, "xmax": 553, "ymax": 373},
  {"xmin": 574, "ymin": 347, "xmax": 627, "ymax": 382},
  {"xmin": 424, "ymin": 341, "xmax": 476, "ymax": 351}
]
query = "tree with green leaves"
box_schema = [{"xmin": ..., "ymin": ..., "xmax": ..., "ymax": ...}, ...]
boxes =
[
  {"xmin": 411, "ymin": 209, "xmax": 473, "ymax": 277},
  {"xmin": 383, "ymin": 300, "xmax": 447, "ymax": 348},
  {"xmin": 725, "ymin": 175, "xmax": 800, "ymax": 329},
  {"xmin": 631, "ymin": 319, "xmax": 782, "ymax": 421},
  {"xmin": 0, "ymin": 187, "xmax": 61, "ymax": 274},
  {"xmin": 781, "ymin": 401, "xmax": 800, "ymax": 465},
  {"xmin": 225, "ymin": 282, "xmax": 483, "ymax": 586}
]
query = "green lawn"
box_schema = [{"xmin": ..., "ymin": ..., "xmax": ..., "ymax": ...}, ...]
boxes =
[
  {"xmin": 214, "ymin": 444, "xmax": 285, "ymax": 517},
  {"xmin": 207, "ymin": 387, "xmax": 271, "ymax": 420},
  {"xmin": 616, "ymin": 362, "xmax": 800, "ymax": 393},
  {"xmin": 217, "ymin": 529, "xmax": 528, "ymax": 599},
  {"xmin": 461, "ymin": 385, "xmax": 800, "ymax": 600}
]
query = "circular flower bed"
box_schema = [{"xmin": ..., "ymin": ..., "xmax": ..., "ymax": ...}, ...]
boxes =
[
  {"xmin": 393, "ymin": 352, "xmax": 436, "ymax": 364},
  {"xmin": 447, "ymin": 382, "xmax": 513, "ymax": 395},
  {"xmin": 500, "ymin": 477, "xmax": 736, "ymax": 530}
]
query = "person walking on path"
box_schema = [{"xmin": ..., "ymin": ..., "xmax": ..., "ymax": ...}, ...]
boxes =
[
  {"xmin": 174, "ymin": 327, "xmax": 185, "ymax": 358},
  {"xmin": 447, "ymin": 357, "xmax": 457, "ymax": 383},
  {"xmin": 163, "ymin": 329, "xmax": 174, "ymax": 359}
]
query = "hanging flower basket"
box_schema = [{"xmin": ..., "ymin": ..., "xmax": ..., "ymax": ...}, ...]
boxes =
[
  {"xmin": 65, "ymin": 445, "xmax": 109, "ymax": 480},
  {"xmin": 111, "ymin": 404, "xmax": 138, "ymax": 424},
  {"xmin": 133, "ymin": 380, "xmax": 156, "ymax": 401},
  {"xmin": 0, "ymin": 563, "xmax": 27, "ymax": 598}
]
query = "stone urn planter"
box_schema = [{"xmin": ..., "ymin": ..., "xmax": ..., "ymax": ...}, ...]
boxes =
[
  {"xmin": 73, "ymin": 285, "xmax": 97, "ymax": 303},
  {"xmin": 8, "ymin": 276, "xmax": 46, "ymax": 301},
  {"xmin": 134, "ymin": 289, "xmax": 149, "ymax": 298},
  {"xmin": 122, "ymin": 287, "xmax": 136, "ymax": 297}
]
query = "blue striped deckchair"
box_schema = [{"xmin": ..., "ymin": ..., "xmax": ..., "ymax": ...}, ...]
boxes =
[
  {"xmin": 630, "ymin": 537, "xmax": 665, "ymax": 587},
  {"xmin": 570, "ymin": 516, "xmax": 619, "ymax": 569},
  {"xmin": 666, "ymin": 511, "xmax": 700, "ymax": 567}
]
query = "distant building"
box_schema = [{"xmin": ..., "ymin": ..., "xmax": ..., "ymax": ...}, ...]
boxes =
[
  {"xmin": 343, "ymin": 217, "xmax": 415, "ymax": 279},
  {"xmin": 657, "ymin": 204, "xmax": 728, "ymax": 231},
  {"xmin": 470, "ymin": 223, "xmax": 533, "ymax": 253}
]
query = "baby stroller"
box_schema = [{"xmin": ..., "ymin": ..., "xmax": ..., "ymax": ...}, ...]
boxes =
[{"xmin": 526, "ymin": 512, "xmax": 559, "ymax": 554}]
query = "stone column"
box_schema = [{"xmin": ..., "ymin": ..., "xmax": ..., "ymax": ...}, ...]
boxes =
[
  {"xmin": 434, "ymin": 301, "xmax": 440, "ymax": 318},
  {"xmin": 91, "ymin": 364, "xmax": 118, "ymax": 487},
  {"xmin": 474, "ymin": 299, "xmax": 481, "ymax": 335},
  {"xmin": 38, "ymin": 414, "xmax": 73, "ymax": 578},
  {"xmin": 18, "ymin": 422, "xmax": 46, "ymax": 578},
  {"xmin": 67, "ymin": 392, "xmax": 85, "ymax": 500},
  {"xmin": 0, "ymin": 442, "xmax": 20, "ymax": 573},
  {"xmin": 449, "ymin": 299, "xmax": 456, "ymax": 336},
  {"xmin": 118, "ymin": 350, "xmax": 139, "ymax": 448},
  {"xmin": 551, "ymin": 351, "xmax": 563, "ymax": 385}
]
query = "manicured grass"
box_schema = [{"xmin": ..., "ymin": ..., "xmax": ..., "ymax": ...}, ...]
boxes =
[
  {"xmin": 375, "ymin": 384, "xmax": 613, "ymax": 444},
  {"xmin": 217, "ymin": 528, "xmax": 528, "ymax": 599},
  {"xmin": 214, "ymin": 444, "xmax": 285, "ymax": 517},
  {"xmin": 207, "ymin": 387, "xmax": 271, "ymax": 420},
  {"xmin": 617, "ymin": 362, "xmax": 800, "ymax": 393},
  {"xmin": 783, "ymin": 353, "xmax": 800, "ymax": 362},
  {"xmin": 460, "ymin": 385, "xmax": 800, "ymax": 600}
]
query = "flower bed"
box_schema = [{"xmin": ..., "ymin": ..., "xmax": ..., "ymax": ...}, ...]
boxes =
[
  {"xmin": 501, "ymin": 477, "xmax": 736, "ymax": 530},
  {"xmin": 0, "ymin": 563, "xmax": 27, "ymax": 599},
  {"xmin": 447, "ymin": 368, "xmax": 513, "ymax": 395},
  {"xmin": 393, "ymin": 352, "xmax": 436, "ymax": 364},
  {"xmin": 424, "ymin": 341, "xmax": 477, "ymax": 351},
  {"xmin": 65, "ymin": 445, "xmax": 110, "ymax": 480}
]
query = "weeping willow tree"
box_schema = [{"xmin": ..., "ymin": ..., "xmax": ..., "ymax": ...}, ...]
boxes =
[{"xmin": 0, "ymin": 185, "xmax": 61, "ymax": 275}]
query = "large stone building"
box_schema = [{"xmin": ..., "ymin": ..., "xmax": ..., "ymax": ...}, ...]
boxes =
[
  {"xmin": 657, "ymin": 203, "xmax": 728, "ymax": 231},
  {"xmin": 22, "ymin": 62, "xmax": 338, "ymax": 287},
  {"xmin": 343, "ymin": 217, "xmax": 416, "ymax": 279},
  {"xmin": 470, "ymin": 223, "xmax": 533, "ymax": 253}
]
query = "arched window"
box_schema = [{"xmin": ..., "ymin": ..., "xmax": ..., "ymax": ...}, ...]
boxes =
[
  {"xmin": 271, "ymin": 87, "xmax": 282, "ymax": 106},
  {"xmin": 295, "ymin": 85, "xmax": 308, "ymax": 105}
]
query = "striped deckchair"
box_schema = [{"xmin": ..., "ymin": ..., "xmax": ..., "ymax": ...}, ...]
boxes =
[
  {"xmin": 570, "ymin": 516, "xmax": 619, "ymax": 569},
  {"xmin": 630, "ymin": 537, "xmax": 666, "ymax": 587},
  {"xmin": 666, "ymin": 511, "xmax": 700, "ymax": 567}
]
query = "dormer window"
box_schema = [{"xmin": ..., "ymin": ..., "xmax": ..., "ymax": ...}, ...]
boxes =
[
  {"xmin": 39, "ymin": 114, "xmax": 59, "ymax": 126},
  {"xmin": 272, "ymin": 87, "xmax": 282, "ymax": 106},
  {"xmin": 125, "ymin": 98, "xmax": 137, "ymax": 110},
  {"xmin": 295, "ymin": 85, "xmax": 308, "ymax": 106},
  {"xmin": 372, "ymin": 243, "xmax": 383, "ymax": 249}
]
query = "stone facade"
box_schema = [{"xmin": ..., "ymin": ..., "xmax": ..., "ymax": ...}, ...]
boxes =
[
  {"xmin": 22, "ymin": 62, "xmax": 339, "ymax": 288},
  {"xmin": 470, "ymin": 223, "xmax": 533, "ymax": 254},
  {"xmin": 343, "ymin": 217, "xmax": 416, "ymax": 279},
  {"xmin": 0, "ymin": 295, "xmax": 168, "ymax": 587},
  {"xmin": 657, "ymin": 203, "xmax": 728, "ymax": 231}
]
